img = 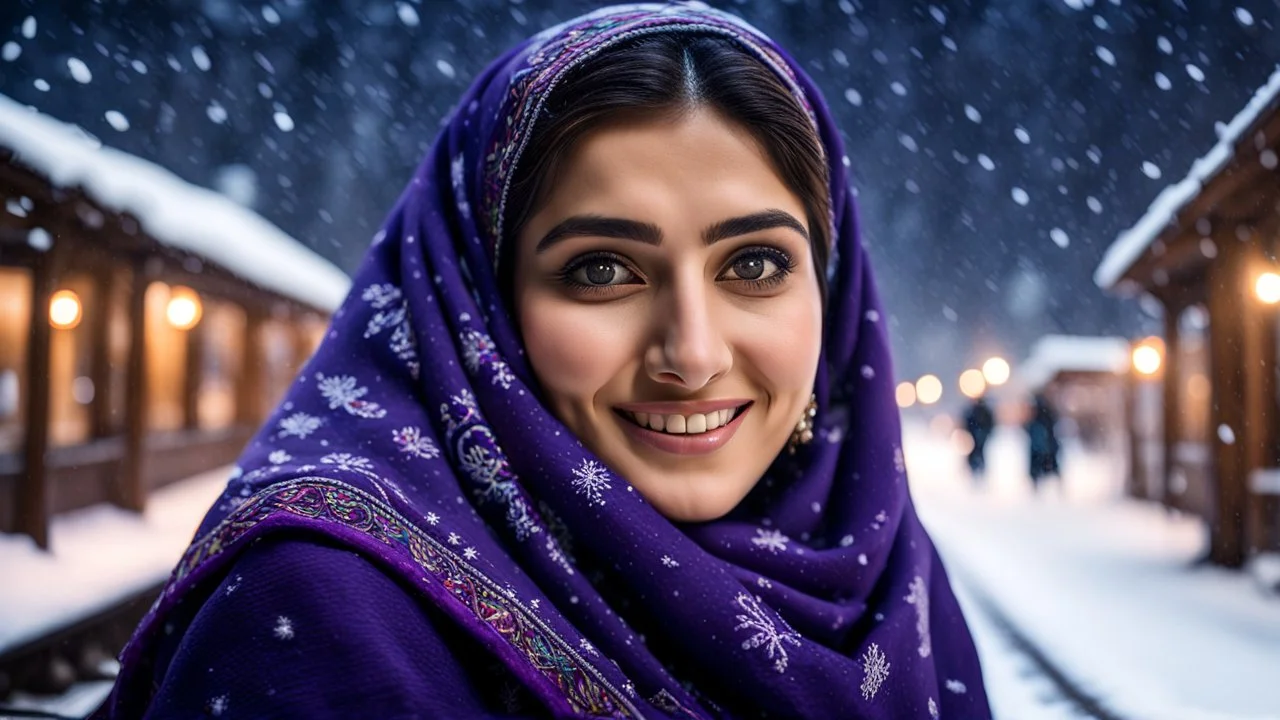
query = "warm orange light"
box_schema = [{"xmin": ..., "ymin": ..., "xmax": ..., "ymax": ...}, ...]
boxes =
[
  {"xmin": 916, "ymin": 374, "xmax": 943, "ymax": 405},
  {"xmin": 49, "ymin": 289, "xmax": 82, "ymax": 330},
  {"xmin": 1256, "ymin": 272, "xmax": 1280, "ymax": 305},
  {"xmin": 895, "ymin": 381, "xmax": 917, "ymax": 408},
  {"xmin": 166, "ymin": 286, "xmax": 203, "ymax": 330},
  {"xmin": 959, "ymin": 369, "xmax": 987, "ymax": 399},
  {"xmin": 981, "ymin": 357, "xmax": 1011, "ymax": 386},
  {"xmin": 1132, "ymin": 338, "xmax": 1163, "ymax": 377}
]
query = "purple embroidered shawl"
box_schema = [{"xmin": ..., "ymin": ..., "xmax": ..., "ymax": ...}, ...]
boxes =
[{"xmin": 100, "ymin": 4, "xmax": 989, "ymax": 718}]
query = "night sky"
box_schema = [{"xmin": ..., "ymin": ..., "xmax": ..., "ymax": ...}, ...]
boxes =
[{"xmin": 3, "ymin": 0, "xmax": 1279, "ymax": 394}]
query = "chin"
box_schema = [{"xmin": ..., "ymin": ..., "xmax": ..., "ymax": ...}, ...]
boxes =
[{"xmin": 635, "ymin": 476, "xmax": 755, "ymax": 523}]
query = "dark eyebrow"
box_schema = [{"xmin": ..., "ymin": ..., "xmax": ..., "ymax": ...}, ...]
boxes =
[
  {"xmin": 534, "ymin": 208, "xmax": 808, "ymax": 253},
  {"xmin": 702, "ymin": 209, "xmax": 809, "ymax": 245},
  {"xmin": 535, "ymin": 215, "xmax": 663, "ymax": 252}
]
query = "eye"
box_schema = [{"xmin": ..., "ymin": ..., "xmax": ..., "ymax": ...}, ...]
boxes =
[
  {"xmin": 718, "ymin": 248, "xmax": 794, "ymax": 285},
  {"xmin": 561, "ymin": 254, "xmax": 639, "ymax": 289}
]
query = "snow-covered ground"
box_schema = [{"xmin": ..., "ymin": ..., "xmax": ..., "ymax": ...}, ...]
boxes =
[
  {"xmin": 0, "ymin": 465, "xmax": 228, "ymax": 656},
  {"xmin": 907, "ymin": 419, "xmax": 1280, "ymax": 720}
]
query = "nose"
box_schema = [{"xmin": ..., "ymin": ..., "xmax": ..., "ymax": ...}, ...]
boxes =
[{"xmin": 644, "ymin": 278, "xmax": 733, "ymax": 390}]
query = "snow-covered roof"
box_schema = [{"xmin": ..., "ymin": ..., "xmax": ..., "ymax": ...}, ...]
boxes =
[
  {"xmin": 1017, "ymin": 334, "xmax": 1130, "ymax": 389},
  {"xmin": 0, "ymin": 94, "xmax": 349, "ymax": 312},
  {"xmin": 1094, "ymin": 65, "xmax": 1280, "ymax": 290}
]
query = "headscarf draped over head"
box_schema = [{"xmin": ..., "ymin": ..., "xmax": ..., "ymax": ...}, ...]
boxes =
[{"xmin": 104, "ymin": 3, "xmax": 989, "ymax": 718}]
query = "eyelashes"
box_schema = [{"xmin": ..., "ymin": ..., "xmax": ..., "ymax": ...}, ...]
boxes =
[{"xmin": 555, "ymin": 246, "xmax": 797, "ymax": 295}]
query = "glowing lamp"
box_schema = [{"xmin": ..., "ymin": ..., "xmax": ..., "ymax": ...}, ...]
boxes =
[
  {"xmin": 916, "ymin": 374, "xmax": 943, "ymax": 405},
  {"xmin": 1256, "ymin": 272, "xmax": 1280, "ymax": 305},
  {"xmin": 1132, "ymin": 339, "xmax": 1163, "ymax": 377},
  {"xmin": 166, "ymin": 286, "xmax": 203, "ymax": 330},
  {"xmin": 981, "ymin": 357, "xmax": 1011, "ymax": 386},
  {"xmin": 49, "ymin": 289, "xmax": 82, "ymax": 330}
]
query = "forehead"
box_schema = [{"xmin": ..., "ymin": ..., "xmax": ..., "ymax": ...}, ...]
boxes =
[{"xmin": 540, "ymin": 109, "xmax": 803, "ymax": 221}]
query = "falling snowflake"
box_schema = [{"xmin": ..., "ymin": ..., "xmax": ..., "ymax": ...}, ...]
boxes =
[
  {"xmin": 752, "ymin": 528, "xmax": 791, "ymax": 554},
  {"xmin": 571, "ymin": 459, "xmax": 612, "ymax": 507},
  {"xmin": 315, "ymin": 373, "xmax": 386, "ymax": 419},
  {"xmin": 578, "ymin": 638, "xmax": 599, "ymax": 656},
  {"xmin": 734, "ymin": 593, "xmax": 801, "ymax": 673},
  {"xmin": 860, "ymin": 643, "xmax": 890, "ymax": 700},
  {"xmin": 273, "ymin": 616, "xmax": 294, "ymax": 640},
  {"xmin": 928, "ymin": 697, "xmax": 939, "ymax": 719},
  {"xmin": 463, "ymin": 546, "xmax": 478, "ymax": 560},
  {"xmin": 393, "ymin": 426, "xmax": 439, "ymax": 459},
  {"xmin": 447, "ymin": 532, "xmax": 462, "ymax": 545},
  {"xmin": 320, "ymin": 453, "xmax": 380, "ymax": 480},
  {"xmin": 945, "ymin": 679, "xmax": 967, "ymax": 694},
  {"xmin": 905, "ymin": 576, "xmax": 932, "ymax": 658},
  {"xmin": 426, "ymin": 512, "xmax": 439, "ymax": 525},
  {"xmin": 278, "ymin": 412, "xmax": 321, "ymax": 439},
  {"xmin": 660, "ymin": 555, "xmax": 680, "ymax": 569}
]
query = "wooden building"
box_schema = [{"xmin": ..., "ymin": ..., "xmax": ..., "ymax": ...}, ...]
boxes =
[
  {"xmin": 1094, "ymin": 68, "xmax": 1280, "ymax": 567},
  {"xmin": 0, "ymin": 94, "xmax": 349, "ymax": 550}
]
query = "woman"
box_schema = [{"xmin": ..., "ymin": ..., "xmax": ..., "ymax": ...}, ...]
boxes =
[{"xmin": 94, "ymin": 4, "xmax": 990, "ymax": 718}]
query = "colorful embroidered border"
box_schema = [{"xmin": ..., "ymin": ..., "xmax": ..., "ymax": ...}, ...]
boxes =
[
  {"xmin": 172, "ymin": 477, "xmax": 637, "ymax": 718},
  {"xmin": 482, "ymin": 6, "xmax": 818, "ymax": 266}
]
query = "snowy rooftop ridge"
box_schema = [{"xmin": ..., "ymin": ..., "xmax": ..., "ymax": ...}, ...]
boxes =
[
  {"xmin": 1094, "ymin": 64, "xmax": 1280, "ymax": 290},
  {"xmin": 1017, "ymin": 334, "xmax": 1130, "ymax": 390},
  {"xmin": 0, "ymin": 94, "xmax": 350, "ymax": 312}
]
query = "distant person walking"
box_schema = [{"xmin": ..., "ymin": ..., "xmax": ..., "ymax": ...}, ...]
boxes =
[
  {"xmin": 1025, "ymin": 392, "xmax": 1061, "ymax": 488},
  {"xmin": 963, "ymin": 396, "xmax": 995, "ymax": 476}
]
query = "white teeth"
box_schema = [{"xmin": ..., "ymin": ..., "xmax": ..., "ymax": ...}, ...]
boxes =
[{"xmin": 628, "ymin": 408, "xmax": 742, "ymax": 435}]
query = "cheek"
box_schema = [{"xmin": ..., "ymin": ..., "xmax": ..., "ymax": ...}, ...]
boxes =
[
  {"xmin": 518, "ymin": 293, "xmax": 637, "ymax": 409},
  {"xmin": 734, "ymin": 290, "xmax": 823, "ymax": 393}
]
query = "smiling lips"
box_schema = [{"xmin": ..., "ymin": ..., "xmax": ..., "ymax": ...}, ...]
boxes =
[{"xmin": 614, "ymin": 400, "xmax": 752, "ymax": 455}]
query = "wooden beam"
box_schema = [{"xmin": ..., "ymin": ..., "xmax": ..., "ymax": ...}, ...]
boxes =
[
  {"xmin": 117, "ymin": 258, "xmax": 147, "ymax": 513},
  {"xmin": 1206, "ymin": 241, "xmax": 1250, "ymax": 567},
  {"xmin": 89, "ymin": 264, "xmax": 113, "ymax": 438},
  {"xmin": 1161, "ymin": 306, "xmax": 1181, "ymax": 510},
  {"xmin": 237, "ymin": 310, "xmax": 264, "ymax": 427},
  {"xmin": 183, "ymin": 316, "xmax": 204, "ymax": 431},
  {"xmin": 18, "ymin": 243, "xmax": 55, "ymax": 549}
]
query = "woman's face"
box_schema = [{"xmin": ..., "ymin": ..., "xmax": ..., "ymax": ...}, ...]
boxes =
[{"xmin": 513, "ymin": 108, "xmax": 823, "ymax": 522}]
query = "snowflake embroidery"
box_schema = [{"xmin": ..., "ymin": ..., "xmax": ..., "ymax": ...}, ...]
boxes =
[
  {"xmin": 460, "ymin": 445, "xmax": 510, "ymax": 503},
  {"xmin": 447, "ymin": 532, "xmax": 462, "ymax": 545},
  {"xmin": 660, "ymin": 555, "xmax": 680, "ymax": 569},
  {"xmin": 492, "ymin": 361, "xmax": 515, "ymax": 389},
  {"xmin": 463, "ymin": 547, "xmax": 478, "ymax": 560},
  {"xmin": 752, "ymin": 528, "xmax": 791, "ymax": 554},
  {"xmin": 267, "ymin": 449, "xmax": 292, "ymax": 465},
  {"xmin": 360, "ymin": 284, "xmax": 420, "ymax": 378},
  {"xmin": 426, "ymin": 512, "xmax": 440, "ymax": 525},
  {"xmin": 894, "ymin": 446, "xmax": 906, "ymax": 475},
  {"xmin": 546, "ymin": 536, "xmax": 575, "ymax": 575},
  {"xmin": 733, "ymin": 593, "xmax": 801, "ymax": 674},
  {"xmin": 945, "ymin": 679, "xmax": 967, "ymax": 694},
  {"xmin": 860, "ymin": 643, "xmax": 890, "ymax": 701},
  {"xmin": 578, "ymin": 639, "xmax": 599, "ymax": 656},
  {"xmin": 905, "ymin": 575, "xmax": 932, "ymax": 658},
  {"xmin": 451, "ymin": 153, "xmax": 472, "ymax": 219},
  {"xmin": 650, "ymin": 690, "xmax": 682, "ymax": 713},
  {"xmin": 315, "ymin": 373, "xmax": 386, "ymax": 419},
  {"xmin": 228, "ymin": 466, "xmax": 243, "ymax": 481},
  {"xmin": 224, "ymin": 574, "xmax": 242, "ymax": 595},
  {"xmin": 393, "ymin": 426, "xmax": 440, "ymax": 459},
  {"xmin": 277, "ymin": 412, "xmax": 321, "ymax": 439},
  {"xmin": 208, "ymin": 694, "xmax": 228, "ymax": 716},
  {"xmin": 571, "ymin": 459, "xmax": 612, "ymax": 507},
  {"xmin": 460, "ymin": 329, "xmax": 497, "ymax": 374},
  {"xmin": 840, "ymin": 534, "xmax": 855, "ymax": 547},
  {"xmin": 273, "ymin": 616, "xmax": 294, "ymax": 640},
  {"xmin": 929, "ymin": 697, "xmax": 939, "ymax": 719},
  {"xmin": 320, "ymin": 453, "xmax": 380, "ymax": 480},
  {"xmin": 622, "ymin": 681, "xmax": 636, "ymax": 698},
  {"xmin": 756, "ymin": 576, "xmax": 773, "ymax": 589}
]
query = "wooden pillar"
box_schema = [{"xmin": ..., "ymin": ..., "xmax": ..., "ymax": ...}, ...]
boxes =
[
  {"xmin": 183, "ymin": 317, "xmax": 204, "ymax": 431},
  {"xmin": 1124, "ymin": 371, "xmax": 1145, "ymax": 499},
  {"xmin": 18, "ymin": 244, "xmax": 56, "ymax": 549},
  {"xmin": 1206, "ymin": 243, "xmax": 1249, "ymax": 567},
  {"xmin": 291, "ymin": 312, "xmax": 315, "ymax": 377},
  {"xmin": 1161, "ymin": 304, "xmax": 1182, "ymax": 509},
  {"xmin": 116, "ymin": 260, "xmax": 148, "ymax": 513},
  {"xmin": 237, "ymin": 310, "xmax": 264, "ymax": 427},
  {"xmin": 89, "ymin": 264, "xmax": 113, "ymax": 438}
]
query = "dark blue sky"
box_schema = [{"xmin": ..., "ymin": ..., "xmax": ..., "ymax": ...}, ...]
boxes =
[{"xmin": 3, "ymin": 0, "xmax": 1278, "ymax": 389}]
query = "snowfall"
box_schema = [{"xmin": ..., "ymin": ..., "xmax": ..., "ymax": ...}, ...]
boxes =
[{"xmin": 2, "ymin": 422, "xmax": 1279, "ymax": 719}]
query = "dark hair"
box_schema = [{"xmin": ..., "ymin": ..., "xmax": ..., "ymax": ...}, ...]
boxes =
[{"xmin": 501, "ymin": 33, "xmax": 830, "ymax": 300}]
